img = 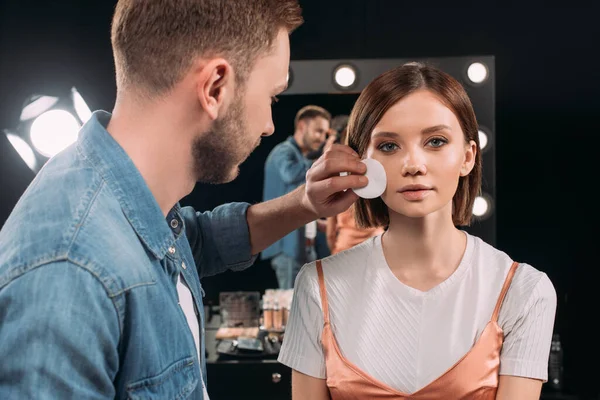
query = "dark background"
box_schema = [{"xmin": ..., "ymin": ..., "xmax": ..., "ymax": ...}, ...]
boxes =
[{"xmin": 0, "ymin": 1, "xmax": 597, "ymax": 398}]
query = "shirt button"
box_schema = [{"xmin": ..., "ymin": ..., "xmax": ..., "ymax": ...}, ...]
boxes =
[
  {"xmin": 170, "ymin": 219, "xmax": 179, "ymax": 229},
  {"xmin": 168, "ymin": 247, "xmax": 176, "ymax": 255},
  {"xmin": 181, "ymin": 262, "xmax": 187, "ymax": 270}
]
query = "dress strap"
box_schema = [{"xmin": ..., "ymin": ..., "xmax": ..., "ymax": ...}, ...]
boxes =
[
  {"xmin": 492, "ymin": 261, "xmax": 520, "ymax": 322},
  {"xmin": 316, "ymin": 260, "xmax": 330, "ymax": 325}
]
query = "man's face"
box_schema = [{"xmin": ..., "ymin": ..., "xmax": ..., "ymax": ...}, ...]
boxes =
[
  {"xmin": 193, "ymin": 29, "xmax": 290, "ymax": 183},
  {"xmin": 301, "ymin": 117, "xmax": 329, "ymax": 152}
]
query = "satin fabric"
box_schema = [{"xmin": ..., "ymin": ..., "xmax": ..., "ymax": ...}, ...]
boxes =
[{"xmin": 316, "ymin": 260, "xmax": 519, "ymax": 399}]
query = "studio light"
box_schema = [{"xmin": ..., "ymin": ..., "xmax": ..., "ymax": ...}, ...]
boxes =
[
  {"xmin": 467, "ymin": 62, "xmax": 488, "ymax": 84},
  {"xmin": 473, "ymin": 194, "xmax": 493, "ymax": 220},
  {"xmin": 3, "ymin": 86, "xmax": 93, "ymax": 173},
  {"xmin": 20, "ymin": 95, "xmax": 59, "ymax": 122},
  {"xmin": 5, "ymin": 131, "xmax": 37, "ymax": 171},
  {"xmin": 333, "ymin": 64, "xmax": 358, "ymax": 90},
  {"xmin": 476, "ymin": 125, "xmax": 494, "ymax": 154},
  {"xmin": 478, "ymin": 129, "xmax": 488, "ymax": 150},
  {"xmin": 30, "ymin": 109, "xmax": 80, "ymax": 158},
  {"xmin": 72, "ymin": 87, "xmax": 93, "ymax": 124}
]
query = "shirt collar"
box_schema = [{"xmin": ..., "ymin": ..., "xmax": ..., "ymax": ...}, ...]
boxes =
[
  {"xmin": 287, "ymin": 136, "xmax": 303, "ymax": 153},
  {"xmin": 77, "ymin": 110, "xmax": 179, "ymax": 260}
]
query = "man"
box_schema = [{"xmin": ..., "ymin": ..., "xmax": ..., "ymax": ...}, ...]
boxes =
[
  {"xmin": 261, "ymin": 105, "xmax": 331, "ymax": 289},
  {"xmin": 0, "ymin": 1, "xmax": 367, "ymax": 399}
]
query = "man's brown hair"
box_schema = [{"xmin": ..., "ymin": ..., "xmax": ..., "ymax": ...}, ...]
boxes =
[
  {"xmin": 347, "ymin": 62, "xmax": 482, "ymax": 228},
  {"xmin": 294, "ymin": 105, "xmax": 332, "ymax": 129},
  {"xmin": 111, "ymin": 0, "xmax": 303, "ymax": 96}
]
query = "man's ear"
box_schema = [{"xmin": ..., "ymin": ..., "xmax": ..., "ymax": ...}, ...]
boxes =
[
  {"xmin": 195, "ymin": 58, "xmax": 233, "ymax": 120},
  {"xmin": 296, "ymin": 119, "xmax": 307, "ymax": 133}
]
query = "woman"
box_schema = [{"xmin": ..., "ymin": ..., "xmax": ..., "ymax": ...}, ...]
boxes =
[{"xmin": 278, "ymin": 62, "xmax": 557, "ymax": 399}]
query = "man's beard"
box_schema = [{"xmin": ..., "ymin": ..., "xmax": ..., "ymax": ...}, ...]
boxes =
[
  {"xmin": 302, "ymin": 129, "xmax": 322, "ymax": 152},
  {"xmin": 191, "ymin": 95, "xmax": 253, "ymax": 184}
]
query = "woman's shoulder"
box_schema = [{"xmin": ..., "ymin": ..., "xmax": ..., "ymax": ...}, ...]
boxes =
[
  {"xmin": 468, "ymin": 233, "xmax": 556, "ymax": 305},
  {"xmin": 298, "ymin": 235, "xmax": 380, "ymax": 285},
  {"xmin": 323, "ymin": 235, "xmax": 380, "ymax": 271}
]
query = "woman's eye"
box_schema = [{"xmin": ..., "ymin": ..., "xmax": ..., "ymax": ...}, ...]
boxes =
[
  {"xmin": 377, "ymin": 142, "xmax": 398, "ymax": 152},
  {"xmin": 427, "ymin": 137, "xmax": 448, "ymax": 148}
]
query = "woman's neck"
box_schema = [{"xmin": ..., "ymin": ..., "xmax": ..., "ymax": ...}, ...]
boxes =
[{"xmin": 381, "ymin": 211, "xmax": 467, "ymax": 291}]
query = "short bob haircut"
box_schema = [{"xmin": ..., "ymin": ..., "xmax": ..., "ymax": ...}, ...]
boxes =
[{"xmin": 347, "ymin": 62, "xmax": 482, "ymax": 228}]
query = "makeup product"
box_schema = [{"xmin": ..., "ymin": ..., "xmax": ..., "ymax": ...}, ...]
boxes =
[
  {"xmin": 352, "ymin": 158, "xmax": 387, "ymax": 199},
  {"xmin": 273, "ymin": 299, "xmax": 283, "ymax": 331},
  {"xmin": 262, "ymin": 295, "xmax": 273, "ymax": 330}
]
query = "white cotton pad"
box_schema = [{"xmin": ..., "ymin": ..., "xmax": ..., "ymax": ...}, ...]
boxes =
[{"xmin": 352, "ymin": 158, "xmax": 387, "ymax": 199}]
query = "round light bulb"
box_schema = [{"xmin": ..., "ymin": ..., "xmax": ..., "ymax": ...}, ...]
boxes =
[
  {"xmin": 467, "ymin": 62, "xmax": 488, "ymax": 84},
  {"xmin": 334, "ymin": 66, "xmax": 356, "ymax": 88},
  {"xmin": 473, "ymin": 196, "xmax": 490, "ymax": 217},
  {"xmin": 30, "ymin": 110, "xmax": 80, "ymax": 158},
  {"xmin": 478, "ymin": 130, "xmax": 488, "ymax": 150}
]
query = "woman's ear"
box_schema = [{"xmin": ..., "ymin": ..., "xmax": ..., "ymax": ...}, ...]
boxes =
[{"xmin": 460, "ymin": 139, "xmax": 477, "ymax": 177}]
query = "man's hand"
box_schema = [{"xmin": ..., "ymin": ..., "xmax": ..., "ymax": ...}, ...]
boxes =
[
  {"xmin": 247, "ymin": 145, "xmax": 367, "ymax": 255},
  {"xmin": 323, "ymin": 131, "xmax": 338, "ymax": 153},
  {"xmin": 302, "ymin": 144, "xmax": 368, "ymax": 219}
]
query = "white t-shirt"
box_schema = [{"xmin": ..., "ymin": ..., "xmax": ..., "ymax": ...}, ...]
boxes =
[
  {"xmin": 177, "ymin": 274, "xmax": 210, "ymax": 400},
  {"xmin": 278, "ymin": 232, "xmax": 557, "ymax": 394}
]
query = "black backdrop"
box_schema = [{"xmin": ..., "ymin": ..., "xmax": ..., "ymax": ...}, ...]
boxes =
[{"xmin": 0, "ymin": 1, "xmax": 597, "ymax": 397}]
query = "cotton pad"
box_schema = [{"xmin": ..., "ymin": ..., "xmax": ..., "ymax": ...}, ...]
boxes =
[{"xmin": 352, "ymin": 158, "xmax": 387, "ymax": 199}]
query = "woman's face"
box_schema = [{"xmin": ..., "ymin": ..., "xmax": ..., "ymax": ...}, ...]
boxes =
[{"xmin": 364, "ymin": 89, "xmax": 476, "ymax": 220}]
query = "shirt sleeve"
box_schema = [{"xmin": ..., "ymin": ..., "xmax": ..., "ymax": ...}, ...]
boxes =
[
  {"xmin": 181, "ymin": 203, "xmax": 257, "ymax": 279},
  {"xmin": 277, "ymin": 262, "xmax": 327, "ymax": 379},
  {"xmin": 499, "ymin": 271, "xmax": 557, "ymax": 381},
  {"xmin": 270, "ymin": 144, "xmax": 312, "ymax": 185},
  {"xmin": 0, "ymin": 261, "xmax": 120, "ymax": 399}
]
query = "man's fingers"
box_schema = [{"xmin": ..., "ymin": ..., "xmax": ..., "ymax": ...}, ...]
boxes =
[
  {"xmin": 332, "ymin": 189, "xmax": 360, "ymax": 212},
  {"xmin": 309, "ymin": 157, "xmax": 367, "ymax": 182},
  {"xmin": 308, "ymin": 175, "xmax": 368, "ymax": 199},
  {"xmin": 324, "ymin": 144, "xmax": 359, "ymax": 158}
]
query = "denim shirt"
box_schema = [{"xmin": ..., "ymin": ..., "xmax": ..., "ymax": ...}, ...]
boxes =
[
  {"xmin": 261, "ymin": 136, "xmax": 312, "ymax": 261},
  {"xmin": 0, "ymin": 111, "xmax": 256, "ymax": 399}
]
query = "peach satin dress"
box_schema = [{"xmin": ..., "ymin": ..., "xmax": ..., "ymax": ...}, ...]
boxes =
[{"xmin": 315, "ymin": 259, "xmax": 520, "ymax": 399}]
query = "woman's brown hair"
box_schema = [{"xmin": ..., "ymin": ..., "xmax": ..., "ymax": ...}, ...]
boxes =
[{"xmin": 347, "ymin": 62, "xmax": 482, "ymax": 228}]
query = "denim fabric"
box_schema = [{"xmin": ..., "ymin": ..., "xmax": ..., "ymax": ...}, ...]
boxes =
[
  {"xmin": 261, "ymin": 136, "xmax": 312, "ymax": 262},
  {"xmin": 0, "ymin": 111, "xmax": 256, "ymax": 399}
]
